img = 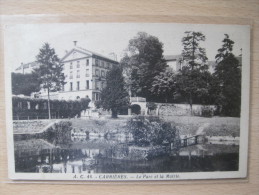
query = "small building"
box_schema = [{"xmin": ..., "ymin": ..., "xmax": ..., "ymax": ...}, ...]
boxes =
[
  {"xmin": 15, "ymin": 61, "xmax": 40, "ymax": 74},
  {"xmin": 164, "ymin": 54, "xmax": 217, "ymax": 73}
]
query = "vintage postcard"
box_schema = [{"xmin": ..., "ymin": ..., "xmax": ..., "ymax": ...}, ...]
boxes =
[{"xmin": 4, "ymin": 23, "xmax": 250, "ymax": 181}]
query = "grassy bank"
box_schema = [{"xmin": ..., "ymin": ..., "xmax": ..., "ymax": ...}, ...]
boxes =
[
  {"xmin": 13, "ymin": 115, "xmax": 240, "ymax": 138},
  {"xmin": 161, "ymin": 116, "xmax": 240, "ymax": 137}
]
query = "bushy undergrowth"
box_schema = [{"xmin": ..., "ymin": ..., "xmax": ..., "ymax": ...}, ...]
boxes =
[
  {"xmin": 126, "ymin": 116, "xmax": 177, "ymax": 147},
  {"xmin": 43, "ymin": 121, "xmax": 72, "ymax": 144}
]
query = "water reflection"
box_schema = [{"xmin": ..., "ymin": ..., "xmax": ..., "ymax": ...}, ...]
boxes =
[{"xmin": 14, "ymin": 133, "xmax": 239, "ymax": 173}]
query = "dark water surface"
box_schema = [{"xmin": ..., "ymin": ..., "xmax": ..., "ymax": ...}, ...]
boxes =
[{"xmin": 14, "ymin": 135, "xmax": 239, "ymax": 173}]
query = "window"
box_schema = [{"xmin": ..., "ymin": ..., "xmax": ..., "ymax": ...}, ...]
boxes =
[
  {"xmin": 95, "ymin": 69, "xmax": 99, "ymax": 77},
  {"xmin": 70, "ymin": 62, "xmax": 73, "ymax": 69},
  {"xmin": 70, "ymin": 82, "xmax": 73, "ymax": 91},
  {"xmin": 96, "ymin": 93, "xmax": 100, "ymax": 101},
  {"xmin": 44, "ymin": 102, "xmax": 48, "ymax": 110},
  {"xmin": 77, "ymin": 81, "xmax": 80, "ymax": 90},
  {"xmin": 101, "ymin": 61, "xmax": 104, "ymax": 67},
  {"xmin": 17, "ymin": 102, "xmax": 22, "ymax": 109},
  {"xmin": 86, "ymin": 59, "xmax": 89, "ymax": 66},
  {"xmin": 85, "ymin": 69, "xmax": 89, "ymax": 77},
  {"xmin": 77, "ymin": 61, "xmax": 80, "ymax": 68},
  {"xmin": 69, "ymin": 71, "xmax": 73, "ymax": 79},
  {"xmin": 27, "ymin": 101, "xmax": 31, "ymax": 110},
  {"xmin": 95, "ymin": 81, "xmax": 99, "ymax": 90},
  {"xmin": 86, "ymin": 80, "xmax": 89, "ymax": 89},
  {"xmin": 96, "ymin": 59, "xmax": 99, "ymax": 66},
  {"xmin": 76, "ymin": 70, "xmax": 80, "ymax": 78},
  {"xmin": 101, "ymin": 70, "xmax": 105, "ymax": 77}
]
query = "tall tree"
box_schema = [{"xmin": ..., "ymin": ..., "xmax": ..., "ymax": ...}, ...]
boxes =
[
  {"xmin": 12, "ymin": 72, "xmax": 40, "ymax": 96},
  {"xmin": 213, "ymin": 34, "xmax": 241, "ymax": 116},
  {"xmin": 121, "ymin": 32, "xmax": 167, "ymax": 101},
  {"xmin": 182, "ymin": 31, "xmax": 208, "ymax": 70},
  {"xmin": 33, "ymin": 43, "xmax": 65, "ymax": 119},
  {"xmin": 99, "ymin": 66, "xmax": 129, "ymax": 118},
  {"xmin": 177, "ymin": 31, "xmax": 210, "ymax": 114}
]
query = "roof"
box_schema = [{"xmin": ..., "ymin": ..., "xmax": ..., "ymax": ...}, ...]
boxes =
[
  {"xmin": 164, "ymin": 54, "xmax": 182, "ymax": 61},
  {"xmin": 15, "ymin": 61, "xmax": 39, "ymax": 71},
  {"xmin": 61, "ymin": 46, "xmax": 119, "ymax": 64}
]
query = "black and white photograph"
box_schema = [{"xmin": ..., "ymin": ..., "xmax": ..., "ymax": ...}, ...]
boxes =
[{"xmin": 4, "ymin": 23, "xmax": 250, "ymax": 181}]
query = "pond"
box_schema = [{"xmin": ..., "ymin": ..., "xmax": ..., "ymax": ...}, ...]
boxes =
[{"xmin": 14, "ymin": 133, "xmax": 239, "ymax": 173}]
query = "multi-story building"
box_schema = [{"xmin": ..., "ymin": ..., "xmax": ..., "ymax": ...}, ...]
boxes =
[
  {"xmin": 15, "ymin": 42, "xmax": 119, "ymax": 107},
  {"xmin": 57, "ymin": 42, "xmax": 119, "ymax": 104}
]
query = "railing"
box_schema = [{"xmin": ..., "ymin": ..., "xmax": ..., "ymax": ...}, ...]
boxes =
[{"xmin": 171, "ymin": 135, "xmax": 205, "ymax": 149}]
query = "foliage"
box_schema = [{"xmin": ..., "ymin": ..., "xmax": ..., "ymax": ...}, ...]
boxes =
[
  {"xmin": 213, "ymin": 35, "xmax": 241, "ymax": 117},
  {"xmin": 177, "ymin": 31, "xmax": 210, "ymax": 113},
  {"xmin": 33, "ymin": 43, "xmax": 66, "ymax": 119},
  {"xmin": 200, "ymin": 106, "xmax": 215, "ymax": 117},
  {"xmin": 215, "ymin": 34, "xmax": 235, "ymax": 63},
  {"xmin": 12, "ymin": 72, "xmax": 40, "ymax": 96},
  {"xmin": 150, "ymin": 70, "xmax": 176, "ymax": 103},
  {"xmin": 44, "ymin": 121, "xmax": 72, "ymax": 144},
  {"xmin": 12, "ymin": 96, "xmax": 90, "ymax": 119},
  {"xmin": 181, "ymin": 31, "xmax": 208, "ymax": 70},
  {"xmin": 146, "ymin": 102, "xmax": 157, "ymax": 111},
  {"xmin": 121, "ymin": 32, "xmax": 167, "ymax": 100},
  {"xmin": 99, "ymin": 66, "xmax": 129, "ymax": 118},
  {"xmin": 126, "ymin": 116, "xmax": 177, "ymax": 147}
]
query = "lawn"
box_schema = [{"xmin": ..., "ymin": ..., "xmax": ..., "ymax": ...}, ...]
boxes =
[
  {"xmin": 13, "ymin": 115, "xmax": 240, "ymax": 138},
  {"xmin": 161, "ymin": 116, "xmax": 240, "ymax": 137}
]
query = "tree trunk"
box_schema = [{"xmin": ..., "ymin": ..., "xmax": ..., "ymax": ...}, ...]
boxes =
[
  {"xmin": 111, "ymin": 108, "xmax": 118, "ymax": 118},
  {"xmin": 189, "ymin": 93, "xmax": 193, "ymax": 115},
  {"xmin": 47, "ymin": 88, "xmax": 51, "ymax": 119}
]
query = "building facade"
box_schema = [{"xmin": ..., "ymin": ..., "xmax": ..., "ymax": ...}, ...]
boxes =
[{"xmin": 56, "ymin": 43, "xmax": 119, "ymax": 105}]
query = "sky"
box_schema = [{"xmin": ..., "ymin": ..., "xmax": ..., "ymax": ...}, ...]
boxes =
[{"xmin": 3, "ymin": 23, "xmax": 250, "ymax": 71}]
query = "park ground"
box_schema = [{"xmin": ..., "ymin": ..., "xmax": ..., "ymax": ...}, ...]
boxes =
[{"xmin": 13, "ymin": 115, "xmax": 240, "ymax": 138}]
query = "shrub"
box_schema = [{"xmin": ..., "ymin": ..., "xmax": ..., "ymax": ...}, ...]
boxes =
[
  {"xmin": 201, "ymin": 106, "xmax": 214, "ymax": 117},
  {"xmin": 12, "ymin": 96, "xmax": 91, "ymax": 119},
  {"xmin": 146, "ymin": 102, "xmax": 157, "ymax": 110},
  {"xmin": 44, "ymin": 121, "xmax": 72, "ymax": 144},
  {"xmin": 126, "ymin": 116, "xmax": 177, "ymax": 147}
]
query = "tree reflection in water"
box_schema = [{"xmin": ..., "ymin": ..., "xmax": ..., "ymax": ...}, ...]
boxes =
[{"xmin": 14, "ymin": 134, "xmax": 239, "ymax": 173}]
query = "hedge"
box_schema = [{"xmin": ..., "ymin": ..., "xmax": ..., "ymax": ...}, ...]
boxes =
[{"xmin": 12, "ymin": 96, "xmax": 91, "ymax": 119}]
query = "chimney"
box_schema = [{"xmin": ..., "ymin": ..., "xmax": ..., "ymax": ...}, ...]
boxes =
[{"xmin": 73, "ymin": 41, "xmax": 77, "ymax": 47}]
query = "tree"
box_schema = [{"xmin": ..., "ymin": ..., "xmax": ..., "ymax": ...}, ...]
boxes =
[
  {"xmin": 150, "ymin": 70, "xmax": 177, "ymax": 103},
  {"xmin": 12, "ymin": 72, "xmax": 40, "ymax": 96},
  {"xmin": 177, "ymin": 31, "xmax": 210, "ymax": 114},
  {"xmin": 181, "ymin": 31, "xmax": 208, "ymax": 70},
  {"xmin": 33, "ymin": 43, "xmax": 65, "ymax": 119},
  {"xmin": 99, "ymin": 66, "xmax": 129, "ymax": 118},
  {"xmin": 121, "ymin": 32, "xmax": 167, "ymax": 100},
  {"xmin": 213, "ymin": 34, "xmax": 241, "ymax": 116}
]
